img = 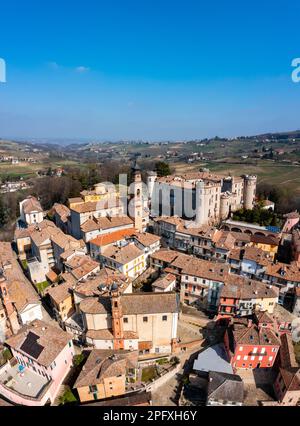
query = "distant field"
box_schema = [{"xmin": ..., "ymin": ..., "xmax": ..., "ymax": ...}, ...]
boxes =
[
  {"xmin": 0, "ymin": 159, "xmax": 85, "ymax": 179},
  {"xmin": 174, "ymin": 160, "xmax": 300, "ymax": 197}
]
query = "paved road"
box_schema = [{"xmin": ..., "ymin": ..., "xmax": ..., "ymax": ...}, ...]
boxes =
[{"xmin": 151, "ymin": 347, "xmax": 201, "ymax": 406}]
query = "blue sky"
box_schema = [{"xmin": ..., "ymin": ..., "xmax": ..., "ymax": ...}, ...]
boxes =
[{"xmin": 0, "ymin": 0, "xmax": 300, "ymax": 140}]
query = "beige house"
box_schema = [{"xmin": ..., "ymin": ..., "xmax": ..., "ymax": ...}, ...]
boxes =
[
  {"xmin": 47, "ymin": 282, "xmax": 74, "ymax": 323},
  {"xmin": 74, "ymin": 349, "xmax": 138, "ymax": 403}
]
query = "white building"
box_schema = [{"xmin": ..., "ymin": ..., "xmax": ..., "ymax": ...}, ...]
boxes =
[{"xmin": 19, "ymin": 196, "xmax": 44, "ymax": 226}]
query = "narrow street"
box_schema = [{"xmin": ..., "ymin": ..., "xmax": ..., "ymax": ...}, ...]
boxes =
[{"xmin": 151, "ymin": 346, "xmax": 201, "ymax": 406}]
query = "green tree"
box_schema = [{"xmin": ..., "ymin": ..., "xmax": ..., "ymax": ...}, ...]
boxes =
[{"xmin": 155, "ymin": 161, "xmax": 171, "ymax": 177}]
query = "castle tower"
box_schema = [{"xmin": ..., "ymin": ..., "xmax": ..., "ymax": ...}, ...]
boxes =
[
  {"xmin": 243, "ymin": 175, "xmax": 257, "ymax": 210},
  {"xmin": 146, "ymin": 171, "xmax": 157, "ymax": 202},
  {"xmin": 130, "ymin": 160, "xmax": 144, "ymax": 232},
  {"xmin": 220, "ymin": 193, "xmax": 231, "ymax": 220},
  {"xmin": 195, "ymin": 180, "xmax": 206, "ymax": 225},
  {"xmin": 111, "ymin": 285, "xmax": 124, "ymax": 350}
]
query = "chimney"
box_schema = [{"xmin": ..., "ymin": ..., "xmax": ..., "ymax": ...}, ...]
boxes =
[{"xmin": 247, "ymin": 319, "xmax": 253, "ymax": 328}]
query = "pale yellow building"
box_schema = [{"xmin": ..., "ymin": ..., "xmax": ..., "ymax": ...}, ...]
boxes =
[{"xmin": 74, "ymin": 349, "xmax": 138, "ymax": 403}]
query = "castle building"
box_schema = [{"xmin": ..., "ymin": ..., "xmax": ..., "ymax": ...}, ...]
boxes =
[{"xmin": 148, "ymin": 170, "xmax": 257, "ymax": 226}]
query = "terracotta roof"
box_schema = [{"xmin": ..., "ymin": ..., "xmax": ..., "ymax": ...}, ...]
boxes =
[
  {"xmin": 229, "ymin": 246, "xmax": 271, "ymax": 265},
  {"xmin": 74, "ymin": 267, "xmax": 130, "ymax": 297},
  {"xmin": 21, "ymin": 196, "xmax": 43, "ymax": 214},
  {"xmin": 72, "ymin": 199, "xmax": 123, "ymax": 214},
  {"xmin": 152, "ymin": 273, "xmax": 176, "ymax": 290},
  {"xmin": 255, "ymin": 311, "xmax": 274, "ymax": 325},
  {"xmin": 231, "ymin": 322, "xmax": 280, "ymax": 346},
  {"xmin": 181, "ymin": 258, "xmax": 229, "ymax": 281},
  {"xmin": 30, "ymin": 221, "xmax": 61, "ymax": 246},
  {"xmin": 74, "ymin": 349, "xmax": 138, "ymax": 388},
  {"xmin": 250, "ymin": 234, "xmax": 280, "ymax": 246},
  {"xmin": 101, "ymin": 242, "xmax": 143, "ymax": 264},
  {"xmin": 47, "ymin": 282, "xmax": 72, "ymax": 305},
  {"xmin": 131, "ymin": 231, "xmax": 161, "ymax": 247},
  {"xmin": 6, "ymin": 320, "xmax": 72, "ymax": 367},
  {"xmin": 150, "ymin": 249, "xmax": 181, "ymax": 264},
  {"xmin": 52, "ymin": 203, "xmax": 70, "ymax": 223},
  {"xmin": 221, "ymin": 278, "xmax": 279, "ymax": 300},
  {"xmin": 15, "ymin": 219, "xmax": 54, "ymax": 240},
  {"xmin": 279, "ymin": 367, "xmax": 300, "ymax": 391},
  {"xmin": 90, "ymin": 228, "xmax": 135, "ymax": 247},
  {"xmin": 169, "ymin": 253, "xmax": 194, "ymax": 270},
  {"xmin": 81, "ymin": 215, "xmax": 133, "ymax": 233},
  {"xmin": 265, "ymin": 261, "xmax": 300, "ymax": 283},
  {"xmin": 68, "ymin": 256, "xmax": 100, "ymax": 280},
  {"xmin": 46, "ymin": 269, "xmax": 58, "ymax": 283},
  {"xmin": 0, "ymin": 242, "xmax": 40, "ymax": 312},
  {"xmin": 80, "ymin": 292, "xmax": 179, "ymax": 315},
  {"xmin": 50, "ymin": 231, "xmax": 81, "ymax": 251}
]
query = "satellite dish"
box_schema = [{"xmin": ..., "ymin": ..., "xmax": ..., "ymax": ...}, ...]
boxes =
[{"xmin": 291, "ymin": 318, "xmax": 300, "ymax": 342}]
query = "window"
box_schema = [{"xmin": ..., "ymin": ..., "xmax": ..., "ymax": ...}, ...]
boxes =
[
  {"xmin": 239, "ymin": 346, "xmax": 243, "ymax": 351},
  {"xmin": 269, "ymin": 356, "xmax": 273, "ymax": 361},
  {"xmin": 89, "ymin": 385, "xmax": 97, "ymax": 393},
  {"xmin": 143, "ymin": 316, "xmax": 148, "ymax": 322},
  {"xmin": 272, "ymin": 348, "xmax": 277, "ymax": 352},
  {"xmin": 243, "ymin": 356, "xmax": 248, "ymax": 360},
  {"xmin": 68, "ymin": 341, "xmax": 72, "ymax": 347},
  {"xmin": 162, "ymin": 315, "xmax": 167, "ymax": 321},
  {"xmin": 237, "ymin": 355, "xmax": 241, "ymax": 360},
  {"xmin": 123, "ymin": 317, "xmax": 128, "ymax": 323}
]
